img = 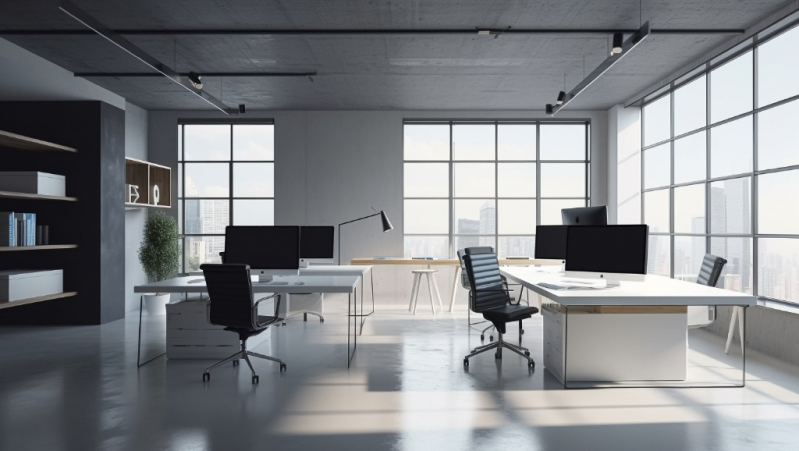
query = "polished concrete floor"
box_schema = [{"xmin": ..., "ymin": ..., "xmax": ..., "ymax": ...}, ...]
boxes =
[{"xmin": 2, "ymin": 299, "xmax": 799, "ymax": 451}]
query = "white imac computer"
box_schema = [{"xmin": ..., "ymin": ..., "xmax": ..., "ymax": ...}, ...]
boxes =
[
  {"xmin": 299, "ymin": 226, "xmax": 335, "ymax": 268},
  {"xmin": 224, "ymin": 226, "xmax": 300, "ymax": 282},
  {"xmin": 564, "ymin": 225, "xmax": 649, "ymax": 285}
]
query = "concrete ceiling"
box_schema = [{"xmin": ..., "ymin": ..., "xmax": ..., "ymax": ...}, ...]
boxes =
[{"xmin": 0, "ymin": 0, "xmax": 790, "ymax": 111}]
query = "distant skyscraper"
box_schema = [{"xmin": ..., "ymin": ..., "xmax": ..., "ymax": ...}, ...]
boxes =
[{"xmin": 479, "ymin": 201, "xmax": 496, "ymax": 235}]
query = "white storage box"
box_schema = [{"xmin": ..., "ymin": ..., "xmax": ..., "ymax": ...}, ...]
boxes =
[
  {"xmin": 0, "ymin": 269, "xmax": 64, "ymax": 303},
  {"xmin": 0, "ymin": 172, "xmax": 66, "ymax": 196}
]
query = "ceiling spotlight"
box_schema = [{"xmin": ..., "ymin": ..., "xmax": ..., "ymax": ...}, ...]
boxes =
[
  {"xmin": 546, "ymin": 104, "xmax": 554, "ymax": 114},
  {"xmin": 477, "ymin": 29, "xmax": 491, "ymax": 35},
  {"xmin": 556, "ymin": 91, "xmax": 566, "ymax": 105},
  {"xmin": 611, "ymin": 32, "xmax": 623, "ymax": 55},
  {"xmin": 188, "ymin": 72, "xmax": 203, "ymax": 90},
  {"xmin": 238, "ymin": 104, "xmax": 246, "ymax": 114}
]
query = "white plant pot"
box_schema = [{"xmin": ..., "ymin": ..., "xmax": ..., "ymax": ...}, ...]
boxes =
[{"xmin": 143, "ymin": 293, "xmax": 170, "ymax": 316}]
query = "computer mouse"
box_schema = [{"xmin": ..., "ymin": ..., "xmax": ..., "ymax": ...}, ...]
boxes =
[{"xmin": 294, "ymin": 281, "xmax": 305, "ymax": 285}]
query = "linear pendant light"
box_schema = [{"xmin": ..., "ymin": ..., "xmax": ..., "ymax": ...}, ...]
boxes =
[
  {"xmin": 551, "ymin": 22, "xmax": 650, "ymax": 115},
  {"xmin": 58, "ymin": 0, "xmax": 239, "ymax": 115}
]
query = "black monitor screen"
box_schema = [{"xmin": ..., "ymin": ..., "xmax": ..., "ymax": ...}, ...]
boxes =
[
  {"xmin": 300, "ymin": 226, "xmax": 335, "ymax": 258},
  {"xmin": 224, "ymin": 226, "xmax": 300, "ymax": 269},
  {"xmin": 561, "ymin": 206, "xmax": 608, "ymax": 226},
  {"xmin": 565, "ymin": 225, "xmax": 649, "ymax": 274},
  {"xmin": 534, "ymin": 225, "xmax": 568, "ymax": 260}
]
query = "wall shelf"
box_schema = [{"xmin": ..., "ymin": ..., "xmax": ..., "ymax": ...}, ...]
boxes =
[
  {"xmin": 0, "ymin": 190, "xmax": 77, "ymax": 202},
  {"xmin": 0, "ymin": 130, "xmax": 77, "ymax": 153},
  {"xmin": 125, "ymin": 157, "xmax": 171, "ymax": 209},
  {"xmin": 0, "ymin": 245, "xmax": 77, "ymax": 252},
  {"xmin": 0, "ymin": 291, "xmax": 78, "ymax": 311},
  {"xmin": 125, "ymin": 202, "xmax": 171, "ymax": 210}
]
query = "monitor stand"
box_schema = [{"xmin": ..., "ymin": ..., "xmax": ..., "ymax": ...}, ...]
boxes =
[{"xmin": 299, "ymin": 259, "xmax": 310, "ymax": 269}]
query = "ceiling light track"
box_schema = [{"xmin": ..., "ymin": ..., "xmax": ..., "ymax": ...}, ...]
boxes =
[
  {"xmin": 58, "ymin": 0, "xmax": 238, "ymax": 115},
  {"xmin": 73, "ymin": 71, "xmax": 319, "ymax": 78},
  {"xmin": 549, "ymin": 22, "xmax": 650, "ymax": 116}
]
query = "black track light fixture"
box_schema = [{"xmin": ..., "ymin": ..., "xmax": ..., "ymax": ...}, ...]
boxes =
[
  {"xmin": 546, "ymin": 104, "xmax": 554, "ymax": 114},
  {"xmin": 188, "ymin": 72, "xmax": 203, "ymax": 89},
  {"xmin": 556, "ymin": 91, "xmax": 566, "ymax": 105},
  {"xmin": 611, "ymin": 32, "xmax": 623, "ymax": 55},
  {"xmin": 238, "ymin": 104, "xmax": 246, "ymax": 114}
]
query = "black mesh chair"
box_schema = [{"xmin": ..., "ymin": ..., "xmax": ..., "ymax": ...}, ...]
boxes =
[
  {"xmin": 200, "ymin": 264, "xmax": 286, "ymax": 384},
  {"xmin": 462, "ymin": 251, "xmax": 537, "ymax": 369}
]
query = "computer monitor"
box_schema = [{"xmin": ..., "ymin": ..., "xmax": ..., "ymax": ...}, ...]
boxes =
[
  {"xmin": 565, "ymin": 225, "xmax": 649, "ymax": 282},
  {"xmin": 299, "ymin": 226, "xmax": 335, "ymax": 267},
  {"xmin": 534, "ymin": 225, "xmax": 568, "ymax": 260},
  {"xmin": 561, "ymin": 206, "xmax": 608, "ymax": 226},
  {"xmin": 224, "ymin": 226, "xmax": 300, "ymax": 281}
]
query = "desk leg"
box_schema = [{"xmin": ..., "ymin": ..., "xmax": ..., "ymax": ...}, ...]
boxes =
[
  {"xmin": 449, "ymin": 266, "xmax": 461, "ymax": 312},
  {"xmin": 347, "ymin": 288, "xmax": 359, "ymax": 368},
  {"xmin": 742, "ymin": 306, "xmax": 747, "ymax": 387},
  {"xmin": 137, "ymin": 294, "xmax": 166, "ymax": 368}
]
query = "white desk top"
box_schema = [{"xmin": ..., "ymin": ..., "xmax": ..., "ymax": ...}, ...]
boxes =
[
  {"xmin": 299, "ymin": 265, "xmax": 371, "ymax": 276},
  {"xmin": 134, "ymin": 274, "xmax": 361, "ymax": 294},
  {"xmin": 501, "ymin": 267, "xmax": 756, "ymax": 307}
]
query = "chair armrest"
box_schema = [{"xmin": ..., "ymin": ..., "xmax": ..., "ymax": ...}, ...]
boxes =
[{"xmin": 253, "ymin": 294, "xmax": 282, "ymax": 317}]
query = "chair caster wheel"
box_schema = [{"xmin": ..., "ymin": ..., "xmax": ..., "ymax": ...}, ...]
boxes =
[
  {"xmin": 525, "ymin": 351, "xmax": 530, "ymax": 356},
  {"xmin": 233, "ymin": 360, "xmax": 239, "ymax": 366},
  {"xmin": 463, "ymin": 358, "xmax": 469, "ymax": 367},
  {"xmin": 480, "ymin": 334, "xmax": 485, "ymax": 341},
  {"xmin": 495, "ymin": 353, "xmax": 501, "ymax": 359},
  {"xmin": 521, "ymin": 329, "xmax": 525, "ymax": 335},
  {"xmin": 280, "ymin": 363, "xmax": 287, "ymax": 372},
  {"xmin": 320, "ymin": 318, "xmax": 324, "ymax": 323},
  {"xmin": 282, "ymin": 322, "xmax": 287, "ymax": 326},
  {"xmin": 252, "ymin": 375, "xmax": 259, "ymax": 384},
  {"xmin": 528, "ymin": 361, "xmax": 535, "ymax": 369},
  {"xmin": 489, "ymin": 336, "xmax": 494, "ymax": 342},
  {"xmin": 202, "ymin": 373, "xmax": 210, "ymax": 382}
]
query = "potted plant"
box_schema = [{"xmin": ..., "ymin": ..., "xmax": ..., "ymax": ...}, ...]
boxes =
[{"xmin": 138, "ymin": 212, "xmax": 181, "ymax": 315}]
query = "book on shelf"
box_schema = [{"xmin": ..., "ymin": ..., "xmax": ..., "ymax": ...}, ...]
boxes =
[
  {"xmin": 10, "ymin": 213, "xmax": 36, "ymax": 246},
  {"xmin": 0, "ymin": 212, "xmax": 14, "ymax": 247}
]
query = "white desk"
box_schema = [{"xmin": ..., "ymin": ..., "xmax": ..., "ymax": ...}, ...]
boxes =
[
  {"xmin": 282, "ymin": 266, "xmax": 374, "ymax": 323},
  {"xmin": 134, "ymin": 273, "xmax": 364, "ymax": 367},
  {"xmin": 501, "ymin": 268, "xmax": 756, "ymax": 388}
]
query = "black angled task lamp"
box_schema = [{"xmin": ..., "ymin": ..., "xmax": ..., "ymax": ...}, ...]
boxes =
[{"xmin": 338, "ymin": 208, "xmax": 393, "ymax": 265}]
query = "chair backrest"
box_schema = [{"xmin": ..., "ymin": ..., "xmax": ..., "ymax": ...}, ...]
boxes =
[
  {"xmin": 456, "ymin": 249, "xmax": 470, "ymax": 289},
  {"xmin": 465, "ymin": 246, "xmax": 494, "ymax": 255},
  {"xmin": 697, "ymin": 254, "xmax": 727, "ymax": 287},
  {"xmin": 201, "ymin": 263, "xmax": 256, "ymax": 330},
  {"xmin": 462, "ymin": 251, "xmax": 510, "ymax": 312}
]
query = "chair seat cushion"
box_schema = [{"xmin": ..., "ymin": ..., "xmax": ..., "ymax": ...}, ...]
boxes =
[{"xmin": 482, "ymin": 304, "xmax": 539, "ymax": 323}]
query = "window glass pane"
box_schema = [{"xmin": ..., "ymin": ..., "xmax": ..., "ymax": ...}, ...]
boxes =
[
  {"xmin": 404, "ymin": 200, "xmax": 448, "ymax": 234},
  {"xmin": 178, "ymin": 199, "xmax": 183, "ymax": 234},
  {"xmin": 674, "ymin": 236, "xmax": 706, "ymax": 278},
  {"xmin": 454, "ymin": 200, "xmax": 495, "ymax": 235},
  {"xmin": 644, "ymin": 189, "xmax": 670, "ymax": 234},
  {"xmin": 404, "ymin": 163, "xmax": 449, "ymax": 198},
  {"xmin": 233, "ymin": 163, "xmax": 273, "ymax": 197},
  {"xmin": 404, "ymin": 236, "xmax": 449, "ymax": 258},
  {"xmin": 710, "ymin": 115, "xmax": 753, "ymax": 178},
  {"xmin": 184, "ymin": 124, "xmax": 230, "ymax": 161},
  {"xmin": 178, "ymin": 125, "xmax": 183, "ymax": 160},
  {"xmin": 184, "ymin": 163, "xmax": 229, "ymax": 197},
  {"xmin": 710, "ymin": 177, "xmax": 751, "ymax": 234},
  {"xmin": 540, "ymin": 124, "xmax": 586, "ymax": 160},
  {"xmin": 758, "ymin": 170, "xmax": 799, "ymax": 234},
  {"xmin": 233, "ymin": 124, "xmax": 274, "ymax": 161},
  {"xmin": 674, "ymin": 184, "xmax": 705, "ymax": 234},
  {"xmin": 674, "ymin": 131, "xmax": 706, "ymax": 184},
  {"xmin": 674, "ymin": 75, "xmax": 707, "ymax": 136},
  {"xmin": 647, "ymin": 235, "xmax": 671, "ymax": 276},
  {"xmin": 184, "ymin": 200, "xmax": 229, "ymax": 234},
  {"xmin": 498, "ymin": 163, "xmax": 536, "ymax": 197},
  {"xmin": 499, "ymin": 236, "xmax": 536, "ymax": 258},
  {"xmin": 454, "ymin": 163, "xmax": 495, "ymax": 197},
  {"xmin": 540, "ymin": 199, "xmax": 584, "ymax": 225},
  {"xmin": 643, "ymin": 94, "xmax": 671, "ymax": 146},
  {"xmin": 453, "ymin": 124, "xmax": 495, "ymax": 160},
  {"xmin": 185, "ymin": 236, "xmax": 225, "ymax": 273},
  {"xmin": 644, "ymin": 143, "xmax": 670, "ymax": 189},
  {"xmin": 710, "ymin": 51, "xmax": 753, "ymax": 124},
  {"xmin": 178, "ymin": 164, "xmax": 183, "ymax": 197},
  {"xmin": 710, "ymin": 237, "xmax": 753, "ymax": 293},
  {"xmin": 757, "ymin": 26, "xmax": 799, "ymax": 107},
  {"xmin": 540, "ymin": 163, "xmax": 585, "ymax": 197},
  {"xmin": 757, "ymin": 99, "xmax": 799, "ymax": 171},
  {"xmin": 498, "ymin": 124, "xmax": 535, "ymax": 160},
  {"xmin": 498, "ymin": 199, "xmax": 536, "ymax": 234},
  {"xmin": 404, "ymin": 124, "xmax": 449, "ymax": 160},
  {"xmin": 758, "ymin": 238, "xmax": 799, "ymax": 302},
  {"xmin": 454, "ymin": 236, "xmax": 496, "ymax": 254},
  {"xmin": 233, "ymin": 200, "xmax": 274, "ymax": 225}
]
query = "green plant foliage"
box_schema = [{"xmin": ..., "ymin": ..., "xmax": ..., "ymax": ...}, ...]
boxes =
[{"xmin": 138, "ymin": 212, "xmax": 180, "ymax": 282}]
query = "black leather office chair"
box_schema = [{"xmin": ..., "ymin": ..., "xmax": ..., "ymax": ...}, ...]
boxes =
[
  {"xmin": 200, "ymin": 264, "xmax": 286, "ymax": 384},
  {"xmin": 462, "ymin": 251, "xmax": 537, "ymax": 369},
  {"xmin": 688, "ymin": 254, "xmax": 728, "ymax": 331}
]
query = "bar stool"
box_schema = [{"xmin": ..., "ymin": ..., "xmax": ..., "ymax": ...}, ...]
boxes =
[{"xmin": 408, "ymin": 269, "xmax": 443, "ymax": 314}]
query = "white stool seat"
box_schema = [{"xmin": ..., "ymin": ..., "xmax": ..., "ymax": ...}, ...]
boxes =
[{"xmin": 408, "ymin": 269, "xmax": 443, "ymax": 314}]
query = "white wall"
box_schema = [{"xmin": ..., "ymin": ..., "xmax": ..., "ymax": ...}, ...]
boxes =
[
  {"xmin": 149, "ymin": 109, "xmax": 607, "ymax": 306},
  {"xmin": 124, "ymin": 102, "xmax": 149, "ymax": 313},
  {"xmin": 607, "ymin": 105, "xmax": 641, "ymax": 224}
]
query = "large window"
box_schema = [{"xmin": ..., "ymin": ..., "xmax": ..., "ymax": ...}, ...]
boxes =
[
  {"xmin": 641, "ymin": 16, "xmax": 799, "ymax": 304},
  {"xmin": 178, "ymin": 122, "xmax": 275, "ymax": 272},
  {"xmin": 403, "ymin": 120, "xmax": 590, "ymax": 258}
]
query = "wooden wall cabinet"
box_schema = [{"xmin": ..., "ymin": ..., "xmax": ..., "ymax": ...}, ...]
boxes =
[{"xmin": 125, "ymin": 157, "xmax": 171, "ymax": 209}]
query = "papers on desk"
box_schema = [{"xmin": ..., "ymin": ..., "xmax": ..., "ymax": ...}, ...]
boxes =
[{"xmin": 539, "ymin": 279, "xmax": 612, "ymax": 291}]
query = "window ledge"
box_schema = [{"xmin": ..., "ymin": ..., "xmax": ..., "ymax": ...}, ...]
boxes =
[{"xmin": 755, "ymin": 298, "xmax": 799, "ymax": 315}]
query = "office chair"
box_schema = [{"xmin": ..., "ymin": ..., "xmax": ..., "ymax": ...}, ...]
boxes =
[
  {"xmin": 461, "ymin": 251, "xmax": 537, "ymax": 369},
  {"xmin": 200, "ymin": 264, "xmax": 286, "ymax": 384},
  {"xmin": 457, "ymin": 247, "xmax": 525, "ymax": 342},
  {"xmin": 686, "ymin": 254, "xmax": 727, "ymax": 347}
]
